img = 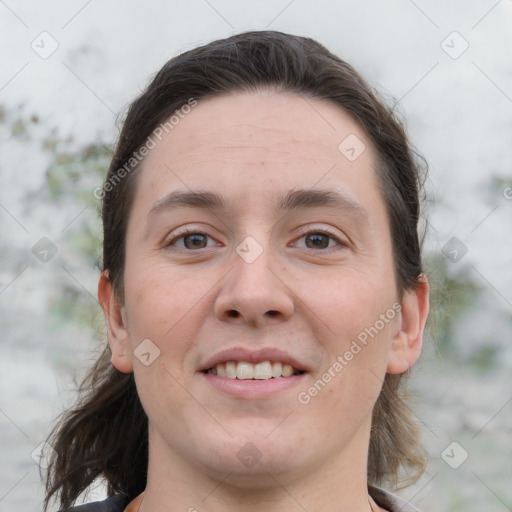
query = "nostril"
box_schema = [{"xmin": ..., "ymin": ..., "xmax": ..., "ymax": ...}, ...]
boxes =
[
  {"xmin": 266, "ymin": 310, "xmax": 279, "ymax": 317},
  {"xmin": 227, "ymin": 310, "xmax": 240, "ymax": 318}
]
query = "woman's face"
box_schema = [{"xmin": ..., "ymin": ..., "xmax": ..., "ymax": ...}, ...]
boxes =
[{"xmin": 101, "ymin": 91, "xmax": 426, "ymax": 486}]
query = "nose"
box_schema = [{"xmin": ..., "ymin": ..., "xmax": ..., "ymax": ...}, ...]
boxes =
[{"xmin": 214, "ymin": 241, "xmax": 295, "ymax": 327}]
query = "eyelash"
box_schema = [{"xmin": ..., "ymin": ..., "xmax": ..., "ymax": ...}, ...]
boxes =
[
  {"xmin": 165, "ymin": 226, "xmax": 346, "ymax": 252},
  {"xmin": 164, "ymin": 228, "xmax": 218, "ymax": 250},
  {"xmin": 293, "ymin": 226, "xmax": 346, "ymax": 251}
]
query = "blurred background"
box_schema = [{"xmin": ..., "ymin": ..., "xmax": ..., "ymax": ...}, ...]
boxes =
[{"xmin": 1, "ymin": 1, "xmax": 511, "ymax": 511}]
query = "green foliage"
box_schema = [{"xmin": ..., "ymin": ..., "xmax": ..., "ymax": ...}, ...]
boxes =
[
  {"xmin": 44, "ymin": 141, "xmax": 112, "ymax": 330},
  {"xmin": 468, "ymin": 344, "xmax": 499, "ymax": 372},
  {"xmin": 490, "ymin": 175, "xmax": 512, "ymax": 195},
  {"xmin": 11, "ymin": 118, "xmax": 26, "ymax": 137},
  {"xmin": 424, "ymin": 254, "xmax": 481, "ymax": 357},
  {"xmin": 46, "ymin": 142, "xmax": 111, "ymax": 203},
  {"xmin": 8, "ymin": 109, "xmax": 41, "ymax": 136},
  {"xmin": 46, "ymin": 142, "xmax": 110, "ymax": 266},
  {"xmin": 48, "ymin": 286, "xmax": 104, "ymax": 333}
]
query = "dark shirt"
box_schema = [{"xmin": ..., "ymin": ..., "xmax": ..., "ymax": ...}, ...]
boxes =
[
  {"xmin": 58, "ymin": 486, "xmax": 421, "ymax": 512},
  {"xmin": 58, "ymin": 494, "xmax": 129, "ymax": 512}
]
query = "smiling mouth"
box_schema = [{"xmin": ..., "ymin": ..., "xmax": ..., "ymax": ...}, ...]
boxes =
[{"xmin": 204, "ymin": 360, "xmax": 305, "ymax": 380}]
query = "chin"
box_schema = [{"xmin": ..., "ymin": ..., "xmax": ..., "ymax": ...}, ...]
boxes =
[{"xmin": 194, "ymin": 431, "xmax": 310, "ymax": 485}]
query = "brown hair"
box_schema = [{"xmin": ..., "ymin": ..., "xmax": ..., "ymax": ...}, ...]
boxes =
[{"xmin": 44, "ymin": 30, "xmax": 427, "ymax": 510}]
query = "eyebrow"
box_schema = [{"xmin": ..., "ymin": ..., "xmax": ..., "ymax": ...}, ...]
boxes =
[
  {"xmin": 148, "ymin": 190, "xmax": 224, "ymax": 217},
  {"xmin": 147, "ymin": 188, "xmax": 369, "ymax": 222},
  {"xmin": 277, "ymin": 189, "xmax": 369, "ymax": 221}
]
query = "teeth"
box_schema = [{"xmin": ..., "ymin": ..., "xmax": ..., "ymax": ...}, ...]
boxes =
[
  {"xmin": 282, "ymin": 363, "xmax": 293, "ymax": 377},
  {"xmin": 236, "ymin": 362, "xmax": 254, "ymax": 379},
  {"xmin": 226, "ymin": 361, "xmax": 237, "ymax": 379},
  {"xmin": 207, "ymin": 360, "xmax": 301, "ymax": 380},
  {"xmin": 253, "ymin": 361, "xmax": 272, "ymax": 380},
  {"xmin": 271, "ymin": 362, "xmax": 282, "ymax": 378}
]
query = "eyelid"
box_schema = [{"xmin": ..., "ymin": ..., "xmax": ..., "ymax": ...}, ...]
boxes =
[
  {"xmin": 163, "ymin": 225, "xmax": 222, "ymax": 250},
  {"xmin": 162, "ymin": 224, "xmax": 349, "ymax": 251},
  {"xmin": 291, "ymin": 225, "xmax": 349, "ymax": 249}
]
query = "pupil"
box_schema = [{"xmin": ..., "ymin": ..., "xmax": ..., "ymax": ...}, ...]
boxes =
[
  {"xmin": 306, "ymin": 233, "xmax": 329, "ymax": 249},
  {"xmin": 184, "ymin": 234, "xmax": 207, "ymax": 249}
]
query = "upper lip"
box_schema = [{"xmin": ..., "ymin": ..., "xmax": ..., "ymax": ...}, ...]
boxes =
[{"xmin": 199, "ymin": 347, "xmax": 310, "ymax": 373}]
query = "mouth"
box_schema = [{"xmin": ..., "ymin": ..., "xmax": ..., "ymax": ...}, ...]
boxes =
[
  {"xmin": 199, "ymin": 347, "xmax": 309, "ymax": 397},
  {"xmin": 204, "ymin": 360, "xmax": 305, "ymax": 380}
]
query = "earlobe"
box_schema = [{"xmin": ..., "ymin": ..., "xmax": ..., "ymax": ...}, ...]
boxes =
[
  {"xmin": 386, "ymin": 274, "xmax": 429, "ymax": 374},
  {"xmin": 98, "ymin": 271, "xmax": 134, "ymax": 373}
]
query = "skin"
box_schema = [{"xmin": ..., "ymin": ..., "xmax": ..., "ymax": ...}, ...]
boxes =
[{"xmin": 99, "ymin": 90, "xmax": 429, "ymax": 512}]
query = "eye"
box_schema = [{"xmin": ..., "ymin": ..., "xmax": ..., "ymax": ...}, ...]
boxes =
[
  {"xmin": 293, "ymin": 230, "xmax": 344, "ymax": 250},
  {"xmin": 167, "ymin": 231, "xmax": 217, "ymax": 250}
]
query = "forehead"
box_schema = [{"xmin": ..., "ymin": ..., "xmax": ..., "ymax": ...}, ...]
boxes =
[
  {"xmin": 170, "ymin": 92, "xmax": 356, "ymax": 160},
  {"xmin": 134, "ymin": 90, "xmax": 382, "ymax": 213}
]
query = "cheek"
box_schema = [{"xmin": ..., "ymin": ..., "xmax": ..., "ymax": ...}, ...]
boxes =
[
  {"xmin": 122, "ymin": 263, "xmax": 214, "ymax": 422},
  {"xmin": 123, "ymin": 260, "xmax": 214, "ymax": 357},
  {"xmin": 302, "ymin": 266, "xmax": 397, "ymax": 341},
  {"xmin": 298, "ymin": 270, "xmax": 397, "ymax": 400}
]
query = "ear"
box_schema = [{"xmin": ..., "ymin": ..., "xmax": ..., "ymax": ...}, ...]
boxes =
[
  {"xmin": 98, "ymin": 270, "xmax": 133, "ymax": 373},
  {"xmin": 387, "ymin": 274, "xmax": 429, "ymax": 374}
]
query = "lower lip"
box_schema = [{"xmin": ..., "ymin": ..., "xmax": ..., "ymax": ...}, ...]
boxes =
[{"xmin": 201, "ymin": 372, "xmax": 307, "ymax": 399}]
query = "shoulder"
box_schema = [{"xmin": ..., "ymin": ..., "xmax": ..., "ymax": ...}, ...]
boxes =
[
  {"xmin": 57, "ymin": 494, "xmax": 131, "ymax": 512},
  {"xmin": 369, "ymin": 485, "xmax": 422, "ymax": 512},
  {"xmin": 55, "ymin": 488, "xmax": 420, "ymax": 512}
]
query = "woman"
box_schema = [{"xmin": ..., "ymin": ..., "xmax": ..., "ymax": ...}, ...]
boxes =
[{"xmin": 44, "ymin": 30, "xmax": 429, "ymax": 512}]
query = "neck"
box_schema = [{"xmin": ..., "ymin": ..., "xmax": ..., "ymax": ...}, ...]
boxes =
[{"xmin": 138, "ymin": 420, "xmax": 379, "ymax": 512}]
